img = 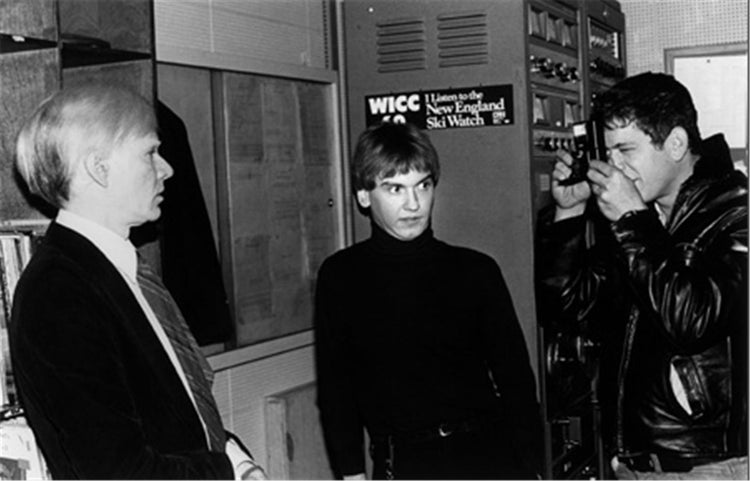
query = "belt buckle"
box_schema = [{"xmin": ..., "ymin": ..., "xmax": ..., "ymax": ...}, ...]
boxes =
[
  {"xmin": 438, "ymin": 423, "xmax": 453, "ymax": 437},
  {"xmin": 623, "ymin": 453, "xmax": 656, "ymax": 472}
]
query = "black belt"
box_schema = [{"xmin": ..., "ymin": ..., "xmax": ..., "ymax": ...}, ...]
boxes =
[
  {"xmin": 370, "ymin": 417, "xmax": 502, "ymax": 480},
  {"xmin": 375, "ymin": 417, "xmax": 498, "ymax": 446},
  {"xmin": 620, "ymin": 452, "xmax": 726, "ymax": 473}
]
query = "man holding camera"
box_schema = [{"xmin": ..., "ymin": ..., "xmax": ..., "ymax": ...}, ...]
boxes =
[{"xmin": 537, "ymin": 72, "xmax": 748, "ymax": 479}]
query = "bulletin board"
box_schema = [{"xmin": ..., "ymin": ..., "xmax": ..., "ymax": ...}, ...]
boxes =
[
  {"xmin": 665, "ymin": 42, "xmax": 748, "ymax": 167},
  {"xmin": 218, "ymin": 73, "xmax": 340, "ymax": 347}
]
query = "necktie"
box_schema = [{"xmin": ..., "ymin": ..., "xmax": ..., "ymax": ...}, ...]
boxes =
[{"xmin": 136, "ymin": 256, "xmax": 227, "ymax": 452}]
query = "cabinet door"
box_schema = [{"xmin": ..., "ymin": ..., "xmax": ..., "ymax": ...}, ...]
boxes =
[
  {"xmin": 62, "ymin": 59, "xmax": 153, "ymax": 95},
  {"xmin": 217, "ymin": 72, "xmax": 342, "ymax": 346},
  {"xmin": 58, "ymin": 0, "xmax": 152, "ymax": 52},
  {"xmin": 265, "ymin": 383, "xmax": 334, "ymax": 480},
  {"xmin": 0, "ymin": 0, "xmax": 57, "ymax": 40},
  {"xmin": 0, "ymin": 48, "xmax": 59, "ymax": 220}
]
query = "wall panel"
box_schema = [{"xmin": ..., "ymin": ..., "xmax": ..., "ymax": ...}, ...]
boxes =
[{"xmin": 154, "ymin": 0, "xmax": 330, "ymax": 71}]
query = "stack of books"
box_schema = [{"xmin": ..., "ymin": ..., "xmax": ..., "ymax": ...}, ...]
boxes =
[{"xmin": 0, "ymin": 230, "xmax": 49, "ymax": 480}]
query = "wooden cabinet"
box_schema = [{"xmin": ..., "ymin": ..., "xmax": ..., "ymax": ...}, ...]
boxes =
[
  {"xmin": 266, "ymin": 383, "xmax": 334, "ymax": 480},
  {"xmin": 0, "ymin": 0, "xmax": 57, "ymax": 40},
  {"xmin": 59, "ymin": 0, "xmax": 152, "ymax": 53},
  {"xmin": 0, "ymin": 47, "xmax": 58, "ymax": 221},
  {"xmin": 0, "ymin": 1, "xmax": 58, "ymax": 221},
  {"xmin": 58, "ymin": 0, "xmax": 154, "ymax": 92}
]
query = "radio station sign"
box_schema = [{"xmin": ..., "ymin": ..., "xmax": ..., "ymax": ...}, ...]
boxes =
[{"xmin": 365, "ymin": 85, "xmax": 514, "ymax": 130}]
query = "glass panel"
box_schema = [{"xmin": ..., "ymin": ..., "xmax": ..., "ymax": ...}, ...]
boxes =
[{"xmin": 222, "ymin": 73, "xmax": 340, "ymax": 347}]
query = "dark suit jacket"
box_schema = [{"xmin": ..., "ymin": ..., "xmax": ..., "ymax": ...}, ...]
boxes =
[{"xmin": 9, "ymin": 222, "xmax": 234, "ymax": 479}]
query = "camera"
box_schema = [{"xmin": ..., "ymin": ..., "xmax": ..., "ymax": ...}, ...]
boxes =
[{"xmin": 559, "ymin": 120, "xmax": 606, "ymax": 185}]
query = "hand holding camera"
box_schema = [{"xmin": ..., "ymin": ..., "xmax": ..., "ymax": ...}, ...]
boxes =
[
  {"xmin": 587, "ymin": 161, "xmax": 648, "ymax": 221},
  {"xmin": 551, "ymin": 120, "xmax": 604, "ymax": 219},
  {"xmin": 552, "ymin": 120, "xmax": 648, "ymax": 222},
  {"xmin": 551, "ymin": 149, "xmax": 591, "ymax": 216},
  {"xmin": 558, "ymin": 121, "xmax": 598, "ymax": 185}
]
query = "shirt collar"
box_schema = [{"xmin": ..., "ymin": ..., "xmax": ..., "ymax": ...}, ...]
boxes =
[
  {"xmin": 56, "ymin": 209, "xmax": 138, "ymax": 280},
  {"xmin": 653, "ymin": 203, "xmax": 669, "ymax": 226}
]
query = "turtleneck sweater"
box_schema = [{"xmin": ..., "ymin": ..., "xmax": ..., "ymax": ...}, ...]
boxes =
[{"xmin": 314, "ymin": 222, "xmax": 541, "ymax": 476}]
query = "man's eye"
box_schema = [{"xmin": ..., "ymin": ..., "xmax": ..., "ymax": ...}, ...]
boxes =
[
  {"xmin": 418, "ymin": 180, "xmax": 433, "ymax": 190},
  {"xmin": 388, "ymin": 185, "xmax": 401, "ymax": 194}
]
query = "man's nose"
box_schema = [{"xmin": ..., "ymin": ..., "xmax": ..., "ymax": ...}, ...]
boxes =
[
  {"xmin": 404, "ymin": 188, "xmax": 420, "ymax": 211},
  {"xmin": 609, "ymin": 150, "xmax": 624, "ymax": 169},
  {"xmin": 157, "ymin": 154, "xmax": 174, "ymax": 180}
]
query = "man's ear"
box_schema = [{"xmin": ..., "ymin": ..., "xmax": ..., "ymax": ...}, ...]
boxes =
[
  {"xmin": 356, "ymin": 189, "xmax": 371, "ymax": 209},
  {"xmin": 83, "ymin": 151, "xmax": 109, "ymax": 187},
  {"xmin": 665, "ymin": 126, "xmax": 690, "ymax": 161}
]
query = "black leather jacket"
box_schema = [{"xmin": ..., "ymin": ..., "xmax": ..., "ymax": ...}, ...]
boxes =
[{"xmin": 537, "ymin": 134, "xmax": 748, "ymax": 461}]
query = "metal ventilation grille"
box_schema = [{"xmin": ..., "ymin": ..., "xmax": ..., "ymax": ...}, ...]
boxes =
[
  {"xmin": 376, "ymin": 17, "xmax": 426, "ymax": 73},
  {"xmin": 437, "ymin": 11, "xmax": 489, "ymax": 68}
]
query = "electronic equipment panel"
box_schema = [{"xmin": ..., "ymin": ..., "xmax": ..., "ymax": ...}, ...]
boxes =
[{"xmin": 531, "ymin": 1, "xmax": 625, "ymax": 479}]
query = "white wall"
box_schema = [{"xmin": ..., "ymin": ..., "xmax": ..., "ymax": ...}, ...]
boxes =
[{"xmin": 619, "ymin": 0, "xmax": 748, "ymax": 75}]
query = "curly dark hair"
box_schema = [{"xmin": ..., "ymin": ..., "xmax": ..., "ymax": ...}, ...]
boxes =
[{"xmin": 593, "ymin": 72, "xmax": 702, "ymax": 155}]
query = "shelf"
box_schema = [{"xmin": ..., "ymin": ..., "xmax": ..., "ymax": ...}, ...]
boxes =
[
  {"xmin": 0, "ymin": 34, "xmax": 56, "ymax": 54},
  {"xmin": 62, "ymin": 43, "xmax": 151, "ymax": 68},
  {"xmin": 0, "ymin": 218, "xmax": 50, "ymax": 232},
  {"xmin": 1, "ymin": 33, "xmax": 151, "ymax": 67},
  {"xmin": 529, "ymin": 35, "xmax": 578, "ymax": 57}
]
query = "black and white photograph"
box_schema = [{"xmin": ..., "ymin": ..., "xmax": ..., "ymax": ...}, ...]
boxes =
[{"xmin": 0, "ymin": 0, "xmax": 746, "ymax": 479}]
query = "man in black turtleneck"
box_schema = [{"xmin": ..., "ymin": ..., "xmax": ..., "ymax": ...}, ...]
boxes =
[{"xmin": 314, "ymin": 122, "xmax": 542, "ymax": 480}]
